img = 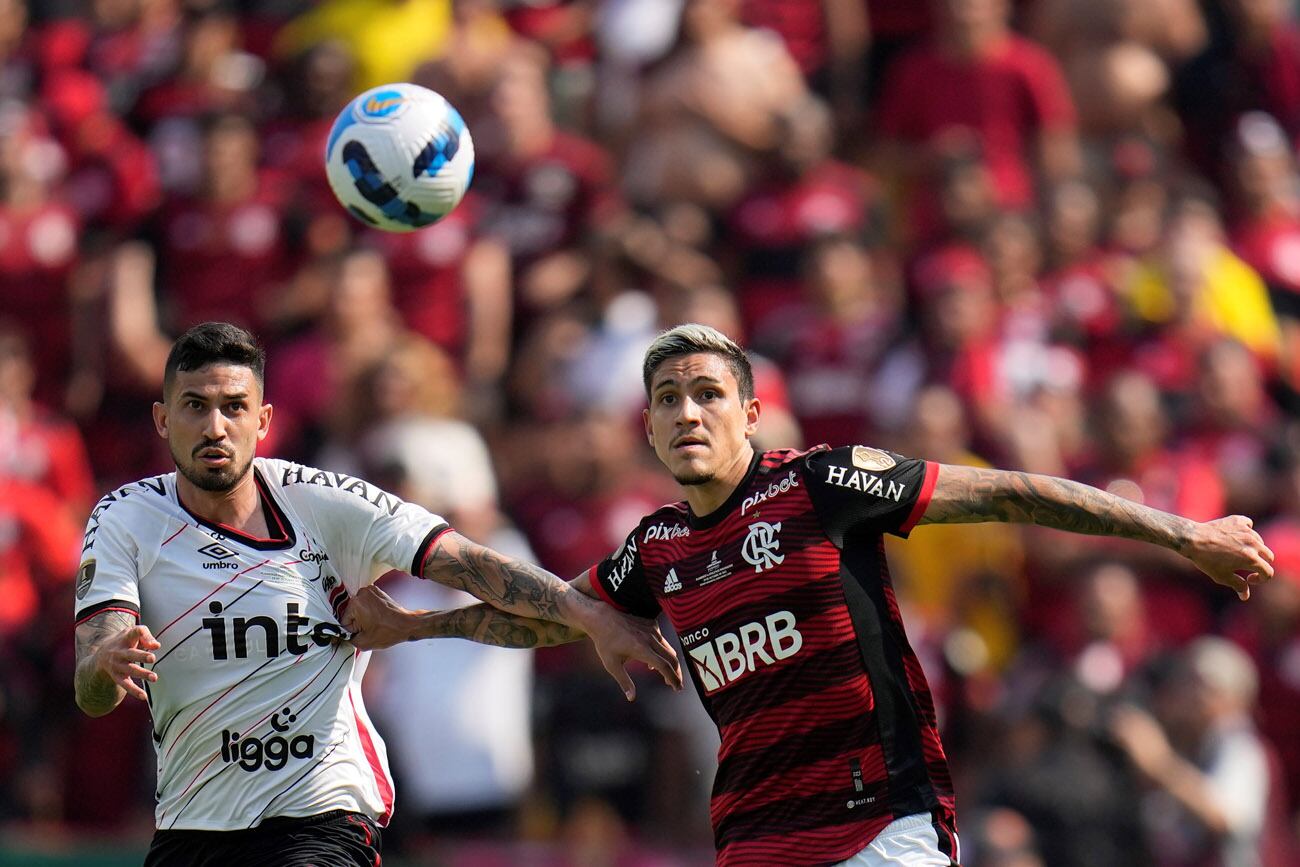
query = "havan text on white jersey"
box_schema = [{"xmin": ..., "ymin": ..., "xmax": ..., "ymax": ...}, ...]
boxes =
[{"xmin": 75, "ymin": 458, "xmax": 449, "ymax": 831}]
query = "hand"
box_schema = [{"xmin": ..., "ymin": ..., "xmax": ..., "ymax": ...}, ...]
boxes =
[
  {"xmin": 93, "ymin": 624, "xmax": 160, "ymax": 702},
  {"xmin": 343, "ymin": 585, "xmax": 420, "ymax": 651},
  {"xmin": 1108, "ymin": 705, "xmax": 1173, "ymax": 779},
  {"xmin": 1182, "ymin": 516, "xmax": 1275, "ymax": 600},
  {"xmin": 577, "ymin": 602, "xmax": 683, "ymax": 701}
]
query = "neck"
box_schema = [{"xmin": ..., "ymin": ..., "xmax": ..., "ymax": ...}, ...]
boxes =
[
  {"xmin": 176, "ymin": 467, "xmax": 261, "ymax": 530},
  {"xmin": 682, "ymin": 442, "xmax": 756, "ymax": 517}
]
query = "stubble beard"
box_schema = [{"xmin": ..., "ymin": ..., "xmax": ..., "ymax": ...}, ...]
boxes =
[
  {"xmin": 172, "ymin": 442, "xmax": 254, "ymax": 492},
  {"xmin": 673, "ymin": 469, "xmax": 715, "ymax": 486}
]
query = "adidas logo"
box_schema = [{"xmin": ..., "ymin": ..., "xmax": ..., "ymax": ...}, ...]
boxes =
[{"xmin": 663, "ymin": 568, "xmax": 682, "ymax": 593}]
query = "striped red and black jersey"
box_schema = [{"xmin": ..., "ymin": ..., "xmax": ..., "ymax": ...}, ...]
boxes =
[{"xmin": 587, "ymin": 446, "xmax": 958, "ymax": 866}]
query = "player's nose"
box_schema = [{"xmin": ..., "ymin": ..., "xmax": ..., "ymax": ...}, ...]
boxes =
[{"xmin": 201, "ymin": 407, "xmax": 228, "ymax": 439}]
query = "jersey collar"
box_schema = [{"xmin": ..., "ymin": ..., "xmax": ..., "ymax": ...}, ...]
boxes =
[
  {"xmin": 177, "ymin": 467, "xmax": 297, "ymax": 551},
  {"xmin": 685, "ymin": 449, "xmax": 764, "ymax": 530}
]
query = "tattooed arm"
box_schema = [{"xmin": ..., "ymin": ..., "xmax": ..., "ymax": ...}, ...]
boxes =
[
  {"xmin": 345, "ymin": 582, "xmax": 588, "ymax": 650},
  {"xmin": 412, "ymin": 532, "xmax": 682, "ymax": 697},
  {"xmin": 74, "ymin": 613, "xmax": 160, "ymax": 717},
  {"xmin": 921, "ymin": 464, "xmax": 1275, "ymax": 599}
]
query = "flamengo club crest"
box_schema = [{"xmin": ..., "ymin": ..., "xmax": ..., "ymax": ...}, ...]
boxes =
[{"xmin": 742, "ymin": 522, "xmax": 784, "ymax": 573}]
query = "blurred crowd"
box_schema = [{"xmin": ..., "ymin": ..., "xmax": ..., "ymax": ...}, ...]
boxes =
[{"xmin": 3, "ymin": 0, "xmax": 1300, "ymax": 863}]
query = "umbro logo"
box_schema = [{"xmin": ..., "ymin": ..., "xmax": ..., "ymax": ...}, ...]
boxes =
[{"xmin": 199, "ymin": 543, "xmax": 239, "ymax": 570}]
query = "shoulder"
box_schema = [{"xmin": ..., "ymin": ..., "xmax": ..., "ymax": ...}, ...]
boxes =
[
  {"xmin": 82, "ymin": 473, "xmax": 174, "ymax": 549},
  {"xmin": 268, "ymin": 459, "xmax": 412, "ymax": 519}
]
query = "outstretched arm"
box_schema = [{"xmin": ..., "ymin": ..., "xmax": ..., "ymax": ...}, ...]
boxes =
[
  {"xmin": 74, "ymin": 612, "xmax": 160, "ymax": 717},
  {"xmin": 347, "ymin": 581, "xmax": 588, "ymax": 650},
  {"xmin": 414, "ymin": 533, "xmax": 681, "ymax": 697},
  {"xmin": 921, "ymin": 464, "xmax": 1275, "ymax": 598}
]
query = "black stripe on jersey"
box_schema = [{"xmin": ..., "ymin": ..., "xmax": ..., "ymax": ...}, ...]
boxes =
[
  {"xmin": 165, "ymin": 648, "xmax": 353, "ymax": 826},
  {"xmin": 714, "ymin": 712, "xmax": 878, "ymax": 797},
  {"xmin": 838, "ymin": 535, "xmax": 936, "ymax": 820},
  {"xmin": 75, "ymin": 598, "xmax": 140, "ymax": 625},
  {"xmin": 410, "ymin": 523, "xmax": 452, "ymax": 576},
  {"xmin": 710, "ymin": 640, "xmax": 865, "ymax": 729},
  {"xmin": 714, "ymin": 780, "xmax": 891, "ymax": 854}
]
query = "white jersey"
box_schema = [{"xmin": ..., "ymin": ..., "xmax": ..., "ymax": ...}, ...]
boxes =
[{"xmin": 74, "ymin": 458, "xmax": 449, "ymax": 832}]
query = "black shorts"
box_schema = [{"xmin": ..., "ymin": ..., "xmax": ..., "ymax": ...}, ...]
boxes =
[{"xmin": 145, "ymin": 810, "xmax": 382, "ymax": 867}]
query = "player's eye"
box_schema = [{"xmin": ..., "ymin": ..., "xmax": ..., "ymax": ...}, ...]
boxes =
[
  {"xmin": 700, "ymin": 389, "xmax": 718, "ymax": 401},
  {"xmin": 227, "ymin": 402, "xmax": 245, "ymax": 413},
  {"xmin": 187, "ymin": 400, "xmax": 203, "ymax": 410},
  {"xmin": 659, "ymin": 393, "xmax": 676, "ymax": 405}
]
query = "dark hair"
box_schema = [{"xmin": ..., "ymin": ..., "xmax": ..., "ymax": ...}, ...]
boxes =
[
  {"xmin": 642, "ymin": 323, "xmax": 755, "ymax": 400},
  {"xmin": 163, "ymin": 322, "xmax": 265, "ymax": 397}
]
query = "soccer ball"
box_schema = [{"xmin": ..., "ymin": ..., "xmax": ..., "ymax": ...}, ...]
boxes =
[{"xmin": 324, "ymin": 83, "xmax": 475, "ymax": 232}]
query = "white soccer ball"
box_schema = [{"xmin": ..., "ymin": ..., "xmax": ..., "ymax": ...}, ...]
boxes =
[{"xmin": 324, "ymin": 83, "xmax": 475, "ymax": 232}]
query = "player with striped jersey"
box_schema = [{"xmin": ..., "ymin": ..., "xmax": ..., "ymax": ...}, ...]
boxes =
[
  {"xmin": 73, "ymin": 323, "xmax": 681, "ymax": 866},
  {"xmin": 344, "ymin": 323, "xmax": 1274, "ymax": 866}
]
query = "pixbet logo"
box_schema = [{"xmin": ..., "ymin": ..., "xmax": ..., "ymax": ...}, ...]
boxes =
[
  {"xmin": 644, "ymin": 524, "xmax": 690, "ymax": 544},
  {"xmin": 741, "ymin": 471, "xmax": 799, "ymax": 515},
  {"xmin": 741, "ymin": 522, "xmax": 785, "ymax": 573},
  {"xmin": 220, "ymin": 706, "xmax": 315, "ymax": 772},
  {"xmin": 684, "ymin": 611, "xmax": 803, "ymax": 693}
]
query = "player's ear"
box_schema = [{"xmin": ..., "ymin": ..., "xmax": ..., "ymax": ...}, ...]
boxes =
[
  {"xmin": 642, "ymin": 407, "xmax": 654, "ymax": 447},
  {"xmin": 257, "ymin": 402, "xmax": 273, "ymax": 442},
  {"xmin": 744, "ymin": 397, "xmax": 761, "ymax": 438},
  {"xmin": 152, "ymin": 401, "xmax": 168, "ymax": 440}
]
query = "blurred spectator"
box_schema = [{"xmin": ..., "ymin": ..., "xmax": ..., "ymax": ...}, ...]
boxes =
[
  {"xmin": 1226, "ymin": 112, "xmax": 1300, "ymax": 389},
  {"xmin": 878, "ymin": 0, "xmax": 1081, "ymax": 241},
  {"xmin": 761, "ymin": 232, "xmax": 911, "ymax": 444},
  {"xmin": 0, "ymin": 323, "xmax": 95, "ymax": 515},
  {"xmin": 1183, "ymin": 339, "xmax": 1279, "ymax": 519},
  {"xmin": 625, "ymin": 0, "xmax": 813, "ymax": 211},
  {"xmin": 1110, "ymin": 638, "xmax": 1288, "ymax": 867},
  {"xmin": 1174, "ymin": 0, "xmax": 1300, "ymax": 185},
  {"xmin": 476, "ymin": 42, "xmax": 619, "ymax": 313},
  {"xmin": 0, "ymin": 102, "xmax": 80, "ymax": 408},
  {"xmin": 885, "ymin": 386, "xmax": 1024, "ymax": 667},
  {"xmin": 274, "ymin": 0, "xmax": 452, "ymax": 92},
  {"xmin": 1126, "ymin": 184, "xmax": 1282, "ymax": 380},
  {"xmin": 151, "ymin": 112, "xmax": 295, "ymax": 331},
  {"xmin": 270, "ymin": 248, "xmax": 404, "ymax": 457}
]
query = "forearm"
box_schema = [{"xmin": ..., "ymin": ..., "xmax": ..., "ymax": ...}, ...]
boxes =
[
  {"xmin": 1145, "ymin": 754, "xmax": 1232, "ymax": 837},
  {"xmin": 407, "ymin": 603, "xmax": 587, "ymax": 648},
  {"xmin": 921, "ymin": 465, "xmax": 1196, "ymax": 553},
  {"xmin": 421, "ymin": 531, "xmax": 603, "ymax": 630}
]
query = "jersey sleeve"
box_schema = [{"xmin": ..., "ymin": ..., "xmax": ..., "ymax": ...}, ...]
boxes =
[
  {"xmin": 585, "ymin": 527, "xmax": 660, "ymax": 619},
  {"xmin": 284, "ymin": 469, "xmax": 450, "ymax": 593},
  {"xmin": 75, "ymin": 505, "xmax": 142, "ymax": 626},
  {"xmin": 802, "ymin": 445, "xmax": 938, "ymax": 547}
]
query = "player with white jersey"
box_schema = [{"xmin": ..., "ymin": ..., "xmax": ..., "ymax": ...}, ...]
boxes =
[{"xmin": 73, "ymin": 322, "xmax": 681, "ymax": 866}]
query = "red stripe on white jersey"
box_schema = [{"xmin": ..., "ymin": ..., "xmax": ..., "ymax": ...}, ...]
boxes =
[{"xmin": 349, "ymin": 678, "xmax": 394, "ymax": 825}]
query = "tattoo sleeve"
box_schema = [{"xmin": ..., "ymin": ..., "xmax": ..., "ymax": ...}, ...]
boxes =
[
  {"xmin": 74, "ymin": 609, "xmax": 138, "ymax": 716},
  {"xmin": 412, "ymin": 604, "xmax": 586, "ymax": 648},
  {"xmin": 920, "ymin": 464, "xmax": 1196, "ymax": 552},
  {"xmin": 420, "ymin": 531, "xmax": 585, "ymax": 625}
]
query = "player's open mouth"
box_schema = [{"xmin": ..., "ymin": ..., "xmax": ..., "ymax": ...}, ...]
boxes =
[
  {"xmin": 197, "ymin": 449, "xmax": 233, "ymax": 466},
  {"xmin": 674, "ymin": 439, "xmax": 707, "ymax": 452}
]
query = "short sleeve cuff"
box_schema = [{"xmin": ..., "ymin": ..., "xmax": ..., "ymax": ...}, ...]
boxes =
[
  {"xmin": 75, "ymin": 599, "xmax": 141, "ymax": 627},
  {"xmin": 898, "ymin": 460, "xmax": 939, "ymax": 536},
  {"xmin": 410, "ymin": 523, "xmax": 453, "ymax": 576},
  {"xmin": 586, "ymin": 565, "xmax": 631, "ymax": 613}
]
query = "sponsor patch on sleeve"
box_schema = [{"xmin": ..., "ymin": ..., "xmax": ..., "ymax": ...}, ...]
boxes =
[
  {"xmin": 76, "ymin": 559, "xmax": 96, "ymax": 600},
  {"xmin": 851, "ymin": 446, "xmax": 896, "ymax": 472}
]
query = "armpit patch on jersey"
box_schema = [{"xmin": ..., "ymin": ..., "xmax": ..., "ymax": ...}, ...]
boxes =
[
  {"xmin": 76, "ymin": 560, "xmax": 96, "ymax": 599},
  {"xmin": 852, "ymin": 446, "xmax": 896, "ymax": 472}
]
